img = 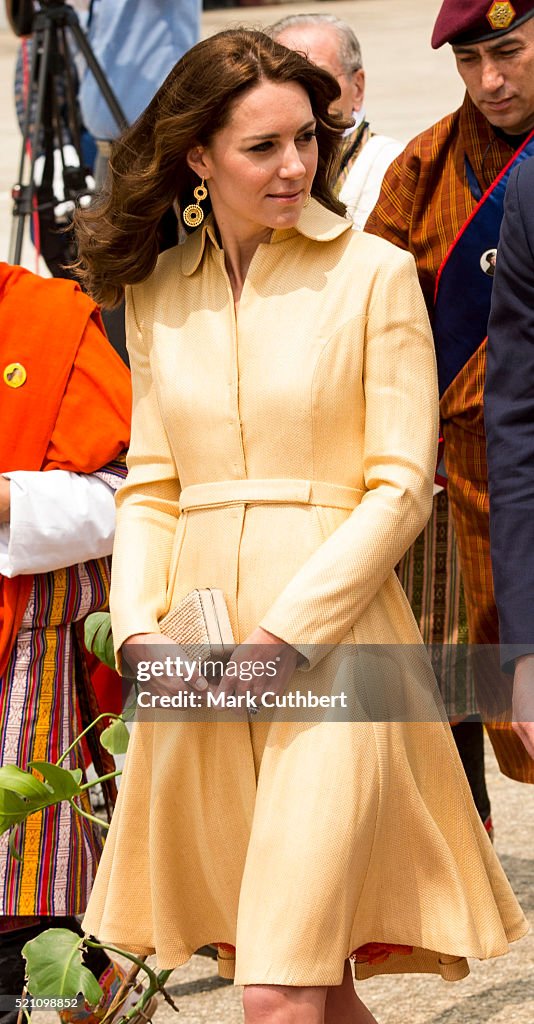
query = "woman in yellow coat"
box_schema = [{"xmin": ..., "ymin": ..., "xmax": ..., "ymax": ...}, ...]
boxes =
[{"xmin": 76, "ymin": 30, "xmax": 527, "ymax": 1024}]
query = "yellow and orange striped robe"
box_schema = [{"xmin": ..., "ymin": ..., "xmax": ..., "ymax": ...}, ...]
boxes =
[{"xmin": 367, "ymin": 93, "xmax": 534, "ymax": 783}]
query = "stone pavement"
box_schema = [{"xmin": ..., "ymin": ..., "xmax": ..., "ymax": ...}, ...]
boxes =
[{"xmin": 0, "ymin": 2, "xmax": 532, "ymax": 1022}]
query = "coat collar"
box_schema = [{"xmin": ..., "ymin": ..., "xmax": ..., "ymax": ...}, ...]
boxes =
[{"xmin": 181, "ymin": 198, "xmax": 351, "ymax": 277}]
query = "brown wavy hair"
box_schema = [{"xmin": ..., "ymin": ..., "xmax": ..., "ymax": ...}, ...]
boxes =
[{"xmin": 75, "ymin": 29, "xmax": 349, "ymax": 307}]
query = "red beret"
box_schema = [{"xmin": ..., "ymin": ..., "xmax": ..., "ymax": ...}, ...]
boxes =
[{"xmin": 432, "ymin": 0, "xmax": 534, "ymax": 48}]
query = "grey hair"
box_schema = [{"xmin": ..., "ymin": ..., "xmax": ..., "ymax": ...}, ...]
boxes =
[{"xmin": 269, "ymin": 13, "xmax": 363, "ymax": 75}]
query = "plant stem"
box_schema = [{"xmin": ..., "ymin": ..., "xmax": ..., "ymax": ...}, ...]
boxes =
[
  {"xmin": 85, "ymin": 946, "xmax": 177, "ymax": 1018},
  {"xmin": 79, "ymin": 770, "xmax": 122, "ymax": 792},
  {"xmin": 55, "ymin": 714, "xmax": 122, "ymax": 767},
  {"xmin": 69, "ymin": 798, "xmax": 110, "ymax": 830},
  {"xmin": 155, "ymin": 971, "xmax": 178, "ymax": 1011},
  {"xmin": 156, "ymin": 970, "xmax": 173, "ymax": 987},
  {"xmin": 85, "ymin": 942, "xmax": 159, "ymax": 986}
]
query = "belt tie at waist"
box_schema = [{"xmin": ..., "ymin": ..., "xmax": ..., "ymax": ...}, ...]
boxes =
[{"xmin": 178, "ymin": 479, "xmax": 363, "ymax": 512}]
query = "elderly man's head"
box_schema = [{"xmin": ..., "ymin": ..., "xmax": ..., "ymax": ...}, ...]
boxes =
[{"xmin": 270, "ymin": 14, "xmax": 365, "ymax": 123}]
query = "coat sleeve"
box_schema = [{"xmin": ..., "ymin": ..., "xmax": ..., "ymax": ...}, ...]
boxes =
[
  {"xmin": 109, "ymin": 285, "xmax": 181, "ymax": 657},
  {"xmin": 260, "ymin": 247, "xmax": 438, "ymax": 667},
  {"xmin": 485, "ymin": 160, "xmax": 534, "ymax": 668}
]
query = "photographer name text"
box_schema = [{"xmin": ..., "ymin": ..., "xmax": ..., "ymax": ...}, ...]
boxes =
[{"xmin": 136, "ymin": 689, "xmax": 347, "ymax": 710}]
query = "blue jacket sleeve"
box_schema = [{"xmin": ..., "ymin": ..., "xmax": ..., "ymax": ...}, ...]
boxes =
[{"xmin": 485, "ymin": 158, "xmax": 534, "ymax": 669}]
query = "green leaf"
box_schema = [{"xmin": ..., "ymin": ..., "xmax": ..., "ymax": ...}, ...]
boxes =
[
  {"xmin": 0, "ymin": 789, "xmax": 32, "ymax": 835},
  {"xmin": 100, "ymin": 718, "xmax": 130, "ymax": 755},
  {"xmin": 85, "ymin": 613, "xmax": 116, "ymax": 669},
  {"xmin": 29, "ymin": 763, "xmax": 82, "ymax": 799},
  {"xmin": 8, "ymin": 826, "xmax": 23, "ymax": 862},
  {"xmin": 23, "ymin": 929, "xmax": 103, "ymax": 1006},
  {"xmin": 103, "ymin": 630, "xmax": 116, "ymax": 671},
  {"xmin": 0, "ymin": 762, "xmax": 84, "ymax": 838},
  {"xmin": 0, "ymin": 765, "xmax": 51, "ymax": 800},
  {"xmin": 122, "ymin": 696, "xmax": 138, "ymax": 723},
  {"xmin": 84, "ymin": 612, "xmax": 111, "ymax": 655}
]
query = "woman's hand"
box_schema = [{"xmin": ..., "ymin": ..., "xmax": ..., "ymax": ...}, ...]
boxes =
[
  {"xmin": 215, "ymin": 626, "xmax": 298, "ymax": 714},
  {"xmin": 512, "ymin": 655, "xmax": 534, "ymax": 760},
  {"xmin": 121, "ymin": 632, "xmax": 209, "ymax": 696}
]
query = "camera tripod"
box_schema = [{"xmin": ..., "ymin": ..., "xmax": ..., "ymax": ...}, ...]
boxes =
[{"xmin": 9, "ymin": 0, "xmax": 128, "ymax": 271}]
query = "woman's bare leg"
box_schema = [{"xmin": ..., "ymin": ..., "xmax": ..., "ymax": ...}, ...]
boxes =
[
  {"xmin": 324, "ymin": 961, "xmax": 379, "ymax": 1024},
  {"xmin": 243, "ymin": 984, "xmax": 327, "ymax": 1024},
  {"xmin": 242, "ymin": 964, "xmax": 379, "ymax": 1024}
]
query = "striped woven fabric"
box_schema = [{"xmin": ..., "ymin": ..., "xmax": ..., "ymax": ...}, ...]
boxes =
[
  {"xmin": 441, "ymin": 344, "xmax": 491, "ymax": 643},
  {"xmin": 367, "ymin": 94, "xmax": 534, "ymax": 782},
  {"xmin": 396, "ymin": 489, "xmax": 475, "ymax": 719},
  {"xmin": 366, "ymin": 94, "xmax": 513, "ymax": 309},
  {"xmin": 0, "ymin": 457, "xmax": 127, "ymax": 916}
]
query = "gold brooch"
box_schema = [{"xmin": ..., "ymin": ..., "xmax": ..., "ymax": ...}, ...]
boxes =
[
  {"xmin": 3, "ymin": 363, "xmax": 27, "ymax": 388},
  {"xmin": 486, "ymin": 1, "xmax": 516, "ymax": 31}
]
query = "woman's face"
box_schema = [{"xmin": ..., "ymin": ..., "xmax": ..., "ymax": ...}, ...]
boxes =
[{"xmin": 188, "ymin": 79, "xmax": 319, "ymax": 240}]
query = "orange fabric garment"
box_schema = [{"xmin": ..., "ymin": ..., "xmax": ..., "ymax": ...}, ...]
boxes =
[
  {"xmin": 365, "ymin": 93, "xmax": 514, "ymax": 310},
  {"xmin": 440, "ymin": 344, "xmax": 491, "ymax": 642},
  {"xmin": 440, "ymin": 344, "xmax": 532, "ymax": 781},
  {"xmin": 366, "ymin": 96, "xmax": 534, "ymax": 783},
  {"xmin": 350, "ymin": 943, "xmax": 413, "ymax": 966},
  {"xmin": 0, "ymin": 263, "xmax": 131, "ymax": 675},
  {"xmin": 217, "ymin": 941, "xmax": 414, "ymax": 969}
]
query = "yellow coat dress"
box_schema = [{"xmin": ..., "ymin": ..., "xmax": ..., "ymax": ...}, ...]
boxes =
[{"xmin": 83, "ymin": 200, "xmax": 527, "ymax": 985}]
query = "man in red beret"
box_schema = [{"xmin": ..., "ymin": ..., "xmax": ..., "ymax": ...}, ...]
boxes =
[{"xmin": 366, "ymin": 0, "xmax": 534, "ymax": 823}]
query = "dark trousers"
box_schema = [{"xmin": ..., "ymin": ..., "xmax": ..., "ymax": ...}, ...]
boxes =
[{"xmin": 451, "ymin": 719, "xmax": 491, "ymax": 825}]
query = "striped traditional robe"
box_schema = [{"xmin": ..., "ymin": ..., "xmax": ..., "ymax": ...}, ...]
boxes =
[
  {"xmin": 0, "ymin": 264, "xmax": 131, "ymax": 919},
  {"xmin": 367, "ymin": 93, "xmax": 534, "ymax": 782},
  {"xmin": 0, "ymin": 458, "xmax": 127, "ymax": 917}
]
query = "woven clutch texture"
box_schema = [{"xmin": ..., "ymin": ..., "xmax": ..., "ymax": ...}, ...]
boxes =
[{"xmin": 159, "ymin": 589, "xmax": 235, "ymax": 662}]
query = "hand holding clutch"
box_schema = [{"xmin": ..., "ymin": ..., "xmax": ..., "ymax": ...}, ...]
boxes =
[{"xmin": 158, "ymin": 588, "xmax": 235, "ymax": 663}]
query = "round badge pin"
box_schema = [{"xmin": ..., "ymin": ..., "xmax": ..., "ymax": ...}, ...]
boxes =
[
  {"xmin": 3, "ymin": 363, "xmax": 27, "ymax": 388},
  {"xmin": 480, "ymin": 249, "xmax": 497, "ymax": 277}
]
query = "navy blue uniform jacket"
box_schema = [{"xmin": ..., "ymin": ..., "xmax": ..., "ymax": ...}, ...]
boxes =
[{"xmin": 486, "ymin": 154, "xmax": 534, "ymax": 667}]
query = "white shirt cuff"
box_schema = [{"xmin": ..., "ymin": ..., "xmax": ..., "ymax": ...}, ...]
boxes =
[{"xmin": 0, "ymin": 470, "xmax": 118, "ymax": 578}]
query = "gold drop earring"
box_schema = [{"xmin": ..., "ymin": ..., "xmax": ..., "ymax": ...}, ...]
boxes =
[{"xmin": 182, "ymin": 178, "xmax": 208, "ymax": 228}]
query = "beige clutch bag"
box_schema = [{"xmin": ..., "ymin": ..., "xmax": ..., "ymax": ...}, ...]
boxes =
[{"xmin": 158, "ymin": 588, "xmax": 235, "ymax": 662}]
